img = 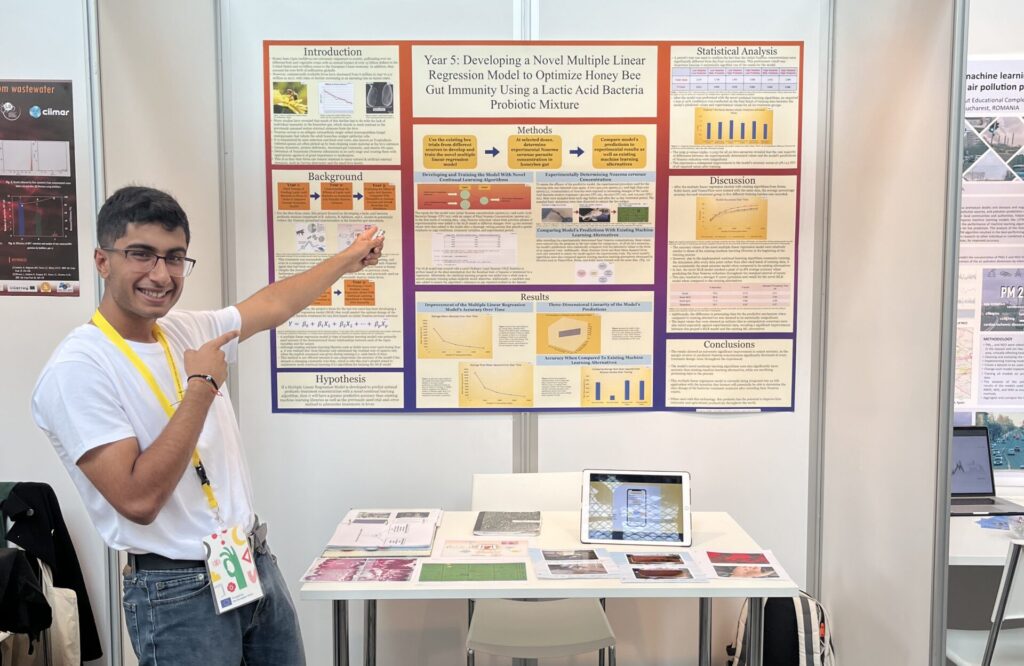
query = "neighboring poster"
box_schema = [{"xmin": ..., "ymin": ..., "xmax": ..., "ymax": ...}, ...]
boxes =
[
  {"xmin": 956, "ymin": 57, "xmax": 1024, "ymax": 465},
  {"xmin": 0, "ymin": 80, "xmax": 79, "ymax": 296},
  {"xmin": 262, "ymin": 41, "xmax": 804, "ymax": 412}
]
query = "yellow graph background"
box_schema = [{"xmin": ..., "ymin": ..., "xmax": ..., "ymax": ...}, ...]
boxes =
[
  {"xmin": 580, "ymin": 367, "xmax": 652, "ymax": 407},
  {"xmin": 417, "ymin": 314, "xmax": 493, "ymax": 359},
  {"xmin": 695, "ymin": 197, "xmax": 769, "ymax": 240},
  {"xmin": 459, "ymin": 362, "xmax": 533, "ymax": 408},
  {"xmin": 536, "ymin": 313, "xmax": 602, "ymax": 355},
  {"xmin": 694, "ymin": 108, "xmax": 773, "ymax": 145}
]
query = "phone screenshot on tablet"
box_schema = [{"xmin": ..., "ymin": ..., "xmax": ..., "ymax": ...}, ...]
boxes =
[{"xmin": 581, "ymin": 470, "xmax": 692, "ymax": 547}]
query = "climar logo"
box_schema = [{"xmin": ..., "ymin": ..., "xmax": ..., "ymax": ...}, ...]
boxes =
[
  {"xmin": 1, "ymin": 102, "xmax": 20, "ymax": 121},
  {"xmin": 29, "ymin": 106, "xmax": 41, "ymax": 118}
]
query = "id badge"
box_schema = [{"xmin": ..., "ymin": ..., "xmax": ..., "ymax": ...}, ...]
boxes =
[{"xmin": 202, "ymin": 525, "xmax": 264, "ymax": 614}]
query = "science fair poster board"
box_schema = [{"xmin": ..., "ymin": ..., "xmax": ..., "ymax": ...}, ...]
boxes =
[
  {"xmin": 262, "ymin": 41, "xmax": 803, "ymax": 413},
  {"xmin": 956, "ymin": 56, "xmax": 1024, "ymax": 469},
  {"xmin": 0, "ymin": 80, "xmax": 80, "ymax": 297}
]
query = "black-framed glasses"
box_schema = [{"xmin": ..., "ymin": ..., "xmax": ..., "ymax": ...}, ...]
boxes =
[{"xmin": 101, "ymin": 247, "xmax": 197, "ymax": 277}]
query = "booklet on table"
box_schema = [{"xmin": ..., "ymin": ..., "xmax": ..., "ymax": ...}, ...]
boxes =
[
  {"xmin": 328, "ymin": 509, "xmax": 443, "ymax": 550},
  {"xmin": 472, "ymin": 511, "xmax": 542, "ymax": 536}
]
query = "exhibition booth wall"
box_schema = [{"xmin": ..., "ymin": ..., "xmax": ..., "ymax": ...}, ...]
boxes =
[
  {"xmin": 0, "ymin": 0, "xmax": 965, "ymax": 664},
  {"xmin": 2, "ymin": 1, "xmax": 110, "ymax": 661},
  {"xmin": 225, "ymin": 2, "xmax": 822, "ymax": 664}
]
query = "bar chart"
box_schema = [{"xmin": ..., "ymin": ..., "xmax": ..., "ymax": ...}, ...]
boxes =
[
  {"xmin": 580, "ymin": 367, "xmax": 653, "ymax": 407},
  {"xmin": 0, "ymin": 195, "xmax": 72, "ymax": 238},
  {"xmin": 693, "ymin": 108, "xmax": 774, "ymax": 145}
]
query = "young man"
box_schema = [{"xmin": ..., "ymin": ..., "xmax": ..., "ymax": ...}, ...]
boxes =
[{"xmin": 32, "ymin": 186, "xmax": 384, "ymax": 665}]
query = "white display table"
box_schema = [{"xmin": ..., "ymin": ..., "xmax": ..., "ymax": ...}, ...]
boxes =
[
  {"xmin": 302, "ymin": 510, "xmax": 797, "ymax": 666},
  {"xmin": 948, "ymin": 493, "xmax": 1024, "ymax": 566}
]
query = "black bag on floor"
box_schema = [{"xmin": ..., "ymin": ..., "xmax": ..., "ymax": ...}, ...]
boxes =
[{"xmin": 727, "ymin": 592, "xmax": 836, "ymax": 666}]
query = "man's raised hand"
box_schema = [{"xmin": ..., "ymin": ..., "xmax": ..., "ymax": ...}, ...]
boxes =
[
  {"xmin": 184, "ymin": 329, "xmax": 239, "ymax": 388},
  {"xmin": 344, "ymin": 226, "xmax": 385, "ymax": 271}
]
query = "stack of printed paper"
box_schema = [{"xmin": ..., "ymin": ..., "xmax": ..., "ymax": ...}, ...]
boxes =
[
  {"xmin": 438, "ymin": 539, "xmax": 530, "ymax": 559},
  {"xmin": 327, "ymin": 509, "xmax": 443, "ymax": 553},
  {"xmin": 609, "ymin": 551, "xmax": 706, "ymax": 583},
  {"xmin": 303, "ymin": 557, "xmax": 419, "ymax": 582},
  {"xmin": 529, "ymin": 548, "xmax": 619, "ymax": 579},
  {"xmin": 472, "ymin": 511, "xmax": 542, "ymax": 536},
  {"xmin": 696, "ymin": 550, "xmax": 789, "ymax": 580}
]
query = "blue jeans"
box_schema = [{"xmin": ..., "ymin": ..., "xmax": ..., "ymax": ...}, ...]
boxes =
[{"xmin": 122, "ymin": 546, "xmax": 305, "ymax": 666}]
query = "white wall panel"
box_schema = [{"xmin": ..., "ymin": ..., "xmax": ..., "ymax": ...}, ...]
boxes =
[
  {"xmin": 821, "ymin": 0, "xmax": 958, "ymax": 663},
  {"xmin": 968, "ymin": 0, "xmax": 1024, "ymax": 57},
  {"xmin": 99, "ymin": 0, "xmax": 223, "ymax": 312},
  {"xmin": 1, "ymin": 1, "xmax": 108, "ymax": 663}
]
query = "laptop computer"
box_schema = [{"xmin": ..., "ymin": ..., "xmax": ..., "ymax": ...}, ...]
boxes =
[{"xmin": 950, "ymin": 426, "xmax": 1024, "ymax": 516}]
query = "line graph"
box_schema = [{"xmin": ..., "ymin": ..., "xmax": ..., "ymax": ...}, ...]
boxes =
[
  {"xmin": 417, "ymin": 314, "xmax": 493, "ymax": 359},
  {"xmin": 319, "ymin": 82, "xmax": 354, "ymax": 115},
  {"xmin": 435, "ymin": 328, "xmax": 486, "ymax": 350},
  {"xmin": 459, "ymin": 362, "xmax": 533, "ymax": 407},
  {"xmin": 696, "ymin": 196, "xmax": 768, "ymax": 239},
  {"xmin": 951, "ymin": 458, "xmax": 986, "ymax": 476},
  {"xmin": 472, "ymin": 372, "xmax": 527, "ymax": 398},
  {"xmin": 0, "ymin": 140, "xmax": 71, "ymax": 176},
  {"xmin": 708, "ymin": 204, "xmax": 760, "ymax": 223}
]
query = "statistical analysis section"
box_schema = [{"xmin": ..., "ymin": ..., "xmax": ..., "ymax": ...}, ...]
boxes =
[
  {"xmin": 415, "ymin": 291, "xmax": 654, "ymax": 409},
  {"xmin": 669, "ymin": 44, "xmax": 801, "ymax": 170}
]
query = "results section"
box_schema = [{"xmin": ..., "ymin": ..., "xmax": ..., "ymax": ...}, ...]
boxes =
[{"xmin": 415, "ymin": 291, "xmax": 654, "ymax": 409}]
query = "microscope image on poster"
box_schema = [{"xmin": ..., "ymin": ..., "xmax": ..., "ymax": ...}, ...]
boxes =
[{"xmin": 365, "ymin": 82, "xmax": 394, "ymax": 114}]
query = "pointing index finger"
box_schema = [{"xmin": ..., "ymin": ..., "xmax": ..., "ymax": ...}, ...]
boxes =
[
  {"xmin": 356, "ymin": 226, "xmax": 378, "ymax": 242},
  {"xmin": 206, "ymin": 329, "xmax": 240, "ymax": 349}
]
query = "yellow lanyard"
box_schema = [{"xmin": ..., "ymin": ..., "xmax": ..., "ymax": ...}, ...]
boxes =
[{"xmin": 91, "ymin": 310, "xmax": 220, "ymax": 517}]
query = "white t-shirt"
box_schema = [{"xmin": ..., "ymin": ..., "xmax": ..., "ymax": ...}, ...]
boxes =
[{"xmin": 32, "ymin": 307, "xmax": 255, "ymax": 560}]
